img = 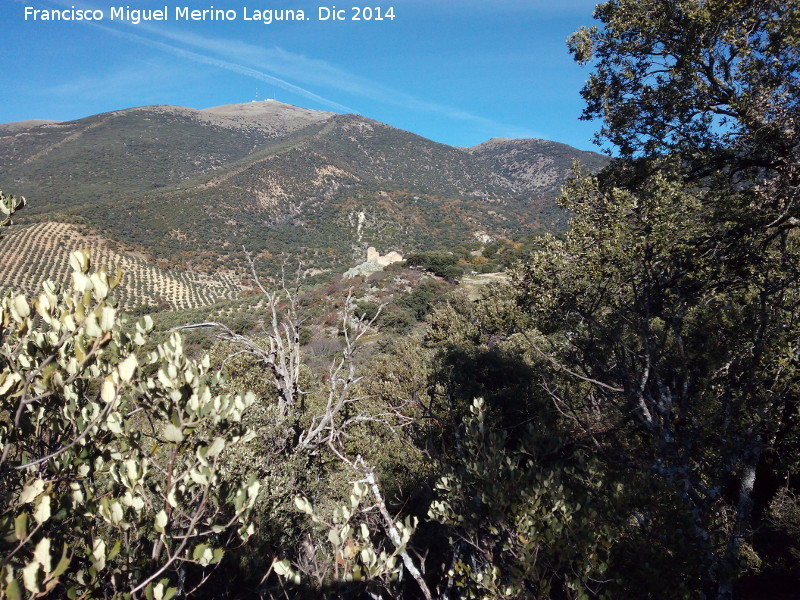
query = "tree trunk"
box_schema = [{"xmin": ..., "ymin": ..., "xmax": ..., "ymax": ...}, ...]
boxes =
[{"xmin": 716, "ymin": 438, "xmax": 761, "ymax": 600}]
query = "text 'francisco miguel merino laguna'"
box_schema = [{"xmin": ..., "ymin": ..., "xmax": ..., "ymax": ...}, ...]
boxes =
[{"xmin": 23, "ymin": 6, "xmax": 397, "ymax": 24}]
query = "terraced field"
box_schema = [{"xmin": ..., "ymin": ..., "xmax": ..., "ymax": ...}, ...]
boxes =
[{"xmin": 0, "ymin": 222, "xmax": 242, "ymax": 310}]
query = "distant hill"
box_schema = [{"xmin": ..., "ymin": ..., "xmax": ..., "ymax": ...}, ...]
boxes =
[
  {"xmin": 466, "ymin": 137, "xmax": 610, "ymax": 199},
  {"xmin": 0, "ymin": 101, "xmax": 608, "ymax": 301}
]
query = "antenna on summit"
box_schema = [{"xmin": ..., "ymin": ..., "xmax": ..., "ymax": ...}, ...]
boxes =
[{"xmin": 253, "ymin": 88, "xmax": 259, "ymax": 102}]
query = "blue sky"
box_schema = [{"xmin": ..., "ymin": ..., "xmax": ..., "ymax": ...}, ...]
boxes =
[{"xmin": 1, "ymin": 0, "xmax": 603, "ymax": 150}]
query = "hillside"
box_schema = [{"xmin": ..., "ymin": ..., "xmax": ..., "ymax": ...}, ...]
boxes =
[
  {"xmin": 0, "ymin": 221, "xmax": 241, "ymax": 310},
  {"xmin": 0, "ymin": 119, "xmax": 61, "ymax": 134},
  {"xmin": 0, "ymin": 102, "xmax": 332, "ymax": 209},
  {"xmin": 0, "ymin": 101, "xmax": 607, "ymax": 288},
  {"xmin": 466, "ymin": 137, "xmax": 610, "ymax": 198}
]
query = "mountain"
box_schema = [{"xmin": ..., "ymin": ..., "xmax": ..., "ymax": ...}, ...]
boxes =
[
  {"xmin": 0, "ymin": 101, "xmax": 608, "ymax": 303},
  {"xmin": 0, "ymin": 102, "xmax": 333, "ymax": 207}
]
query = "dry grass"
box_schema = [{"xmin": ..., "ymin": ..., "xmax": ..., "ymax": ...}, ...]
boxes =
[{"xmin": 459, "ymin": 272, "xmax": 509, "ymax": 300}]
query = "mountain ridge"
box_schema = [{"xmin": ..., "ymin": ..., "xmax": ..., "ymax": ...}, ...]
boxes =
[
  {"xmin": 466, "ymin": 136, "xmax": 610, "ymax": 198},
  {"xmin": 0, "ymin": 101, "xmax": 608, "ymax": 296}
]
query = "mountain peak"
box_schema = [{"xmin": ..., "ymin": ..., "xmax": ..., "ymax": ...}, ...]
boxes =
[
  {"xmin": 201, "ymin": 100, "xmax": 334, "ymax": 118},
  {"xmin": 466, "ymin": 136, "xmax": 610, "ymax": 198},
  {"xmin": 195, "ymin": 100, "xmax": 335, "ymax": 134},
  {"xmin": 0, "ymin": 119, "xmax": 61, "ymax": 133}
]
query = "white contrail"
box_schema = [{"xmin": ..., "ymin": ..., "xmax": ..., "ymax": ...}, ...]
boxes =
[
  {"xmin": 92, "ymin": 22, "xmax": 353, "ymax": 112},
  {"xmin": 42, "ymin": 0, "xmax": 539, "ymax": 137},
  {"xmin": 138, "ymin": 25, "xmax": 534, "ymax": 135},
  {"xmin": 42, "ymin": 0, "xmax": 352, "ymax": 111}
]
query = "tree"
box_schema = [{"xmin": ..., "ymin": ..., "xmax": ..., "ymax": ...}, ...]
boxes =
[
  {"xmin": 512, "ymin": 162, "xmax": 800, "ymax": 597},
  {"xmin": 385, "ymin": 281, "xmax": 627, "ymax": 600},
  {"xmin": 569, "ymin": 0, "xmax": 799, "ymax": 176},
  {"xmin": 193, "ymin": 258, "xmax": 438, "ymax": 600},
  {"xmin": 427, "ymin": 398, "xmax": 619, "ymax": 600},
  {"xmin": 499, "ymin": 3, "xmax": 800, "ymax": 591},
  {"xmin": 405, "ymin": 252, "xmax": 464, "ymax": 282},
  {"xmin": 569, "ymin": 0, "xmax": 800, "ymax": 253},
  {"xmin": 461, "ymin": 2, "xmax": 800, "ymax": 597}
]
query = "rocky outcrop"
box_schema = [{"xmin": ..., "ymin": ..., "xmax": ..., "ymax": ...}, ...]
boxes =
[{"xmin": 344, "ymin": 247, "xmax": 404, "ymax": 279}]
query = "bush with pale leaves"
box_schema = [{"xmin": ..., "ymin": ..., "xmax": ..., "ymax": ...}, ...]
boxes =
[{"xmin": 0, "ymin": 245, "xmax": 260, "ymax": 599}]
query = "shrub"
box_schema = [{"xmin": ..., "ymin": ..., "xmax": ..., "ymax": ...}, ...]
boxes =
[
  {"xmin": 0, "ymin": 250, "xmax": 260, "ymax": 599},
  {"xmin": 404, "ymin": 252, "xmax": 464, "ymax": 282}
]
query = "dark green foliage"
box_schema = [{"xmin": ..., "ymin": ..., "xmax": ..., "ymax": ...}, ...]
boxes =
[
  {"xmin": 405, "ymin": 252, "xmax": 464, "ymax": 281},
  {"xmin": 502, "ymin": 0, "xmax": 800, "ymax": 590},
  {"xmin": 511, "ymin": 162, "xmax": 800, "ymax": 595},
  {"xmin": 569, "ymin": 0, "xmax": 800, "ymax": 171},
  {"xmin": 354, "ymin": 300, "xmax": 381, "ymax": 322},
  {"xmin": 397, "ymin": 280, "xmax": 448, "ymax": 321},
  {"xmin": 428, "ymin": 398, "xmax": 621, "ymax": 600},
  {"xmin": 376, "ymin": 306, "xmax": 416, "ymax": 334}
]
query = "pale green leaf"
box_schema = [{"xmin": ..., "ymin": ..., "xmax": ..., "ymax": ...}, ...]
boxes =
[
  {"xmin": 33, "ymin": 495, "xmax": 51, "ymax": 525},
  {"xmin": 294, "ymin": 496, "xmax": 313, "ymax": 515},
  {"xmin": 163, "ymin": 424, "xmax": 184, "ymax": 443},
  {"xmin": 5, "ymin": 579, "xmax": 22, "ymax": 600},
  {"xmin": 12, "ymin": 295, "xmax": 29, "ymax": 321},
  {"xmin": 100, "ymin": 307, "xmax": 116, "ymax": 332},
  {"xmin": 92, "ymin": 538, "xmax": 106, "ymax": 572},
  {"xmin": 90, "ymin": 273, "xmax": 109, "ymax": 301},
  {"xmin": 69, "ymin": 250, "xmax": 89, "ymax": 273},
  {"xmin": 154, "ymin": 510, "xmax": 168, "ymax": 533},
  {"xmin": 19, "ymin": 479, "xmax": 45, "ymax": 504},
  {"xmin": 272, "ymin": 559, "xmax": 292, "ymax": 577},
  {"xmin": 118, "ymin": 354, "xmax": 138, "ymax": 383},
  {"xmin": 328, "ymin": 529, "xmax": 341, "ymax": 546},
  {"xmin": 14, "ymin": 513, "xmax": 28, "ymax": 541},
  {"xmin": 33, "ymin": 537, "xmax": 52, "ymax": 573},
  {"xmin": 100, "ymin": 380, "xmax": 116, "ymax": 404},
  {"xmin": 21, "ymin": 561, "xmax": 40, "ymax": 594}
]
